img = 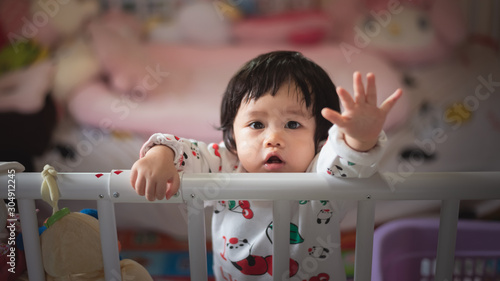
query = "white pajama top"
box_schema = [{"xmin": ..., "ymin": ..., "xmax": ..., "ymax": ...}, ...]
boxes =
[{"xmin": 140, "ymin": 125, "xmax": 387, "ymax": 281}]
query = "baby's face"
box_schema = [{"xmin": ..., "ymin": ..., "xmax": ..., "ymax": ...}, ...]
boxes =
[{"xmin": 232, "ymin": 86, "xmax": 316, "ymax": 173}]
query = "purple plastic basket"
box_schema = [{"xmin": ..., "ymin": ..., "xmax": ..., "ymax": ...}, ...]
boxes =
[{"xmin": 371, "ymin": 218, "xmax": 500, "ymax": 281}]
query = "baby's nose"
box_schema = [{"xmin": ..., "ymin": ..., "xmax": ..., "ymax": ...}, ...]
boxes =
[{"xmin": 265, "ymin": 131, "xmax": 284, "ymax": 147}]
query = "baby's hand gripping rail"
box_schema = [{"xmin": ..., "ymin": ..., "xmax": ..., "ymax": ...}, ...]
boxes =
[{"xmin": 1, "ymin": 168, "xmax": 500, "ymax": 281}]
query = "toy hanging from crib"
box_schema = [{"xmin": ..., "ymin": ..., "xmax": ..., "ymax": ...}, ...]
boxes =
[{"xmin": 17, "ymin": 165, "xmax": 154, "ymax": 281}]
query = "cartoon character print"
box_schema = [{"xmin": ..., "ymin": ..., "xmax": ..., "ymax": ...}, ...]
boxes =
[
  {"xmin": 308, "ymin": 246, "xmax": 330, "ymax": 260},
  {"xmin": 189, "ymin": 142, "xmax": 200, "ymax": 159},
  {"xmin": 164, "ymin": 135, "xmax": 180, "ymax": 141},
  {"xmin": 326, "ymin": 165, "xmax": 346, "ymax": 177},
  {"xmin": 212, "ymin": 143, "xmax": 223, "ymax": 171},
  {"xmin": 299, "ymin": 200, "xmax": 329, "ymax": 206},
  {"xmin": 179, "ymin": 142, "xmax": 200, "ymax": 167},
  {"xmin": 220, "ymin": 236, "xmax": 299, "ymax": 277},
  {"xmin": 179, "ymin": 153, "xmax": 187, "ymax": 167},
  {"xmin": 214, "ymin": 200, "xmax": 253, "ymax": 219},
  {"xmin": 214, "ymin": 201, "xmax": 227, "ymax": 214},
  {"xmin": 266, "ymin": 222, "xmax": 304, "ymax": 245},
  {"xmin": 317, "ymin": 209, "xmax": 333, "ymax": 224},
  {"xmin": 299, "ymin": 201, "xmax": 333, "ymax": 224},
  {"xmin": 306, "ymin": 273, "xmax": 330, "ymax": 281}
]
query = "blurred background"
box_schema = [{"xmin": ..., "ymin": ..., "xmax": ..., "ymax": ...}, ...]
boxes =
[{"xmin": 1, "ymin": 0, "xmax": 498, "ymax": 173}]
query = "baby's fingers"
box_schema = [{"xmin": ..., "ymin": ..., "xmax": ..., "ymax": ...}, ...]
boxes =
[
  {"xmin": 145, "ymin": 179, "xmax": 161, "ymax": 202},
  {"xmin": 165, "ymin": 173, "xmax": 181, "ymax": 200},
  {"xmin": 155, "ymin": 181, "xmax": 167, "ymax": 201},
  {"xmin": 366, "ymin": 73, "xmax": 377, "ymax": 106},
  {"xmin": 133, "ymin": 174, "xmax": 146, "ymax": 197},
  {"xmin": 321, "ymin": 108, "xmax": 346, "ymax": 127},
  {"xmin": 380, "ymin": 88, "xmax": 403, "ymax": 116},
  {"xmin": 130, "ymin": 168, "xmax": 138, "ymax": 190},
  {"xmin": 353, "ymin": 71, "xmax": 365, "ymax": 103},
  {"xmin": 336, "ymin": 87, "xmax": 355, "ymax": 111}
]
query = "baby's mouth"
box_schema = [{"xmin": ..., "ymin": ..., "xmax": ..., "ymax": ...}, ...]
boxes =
[
  {"xmin": 266, "ymin": 156, "xmax": 283, "ymax": 164},
  {"xmin": 264, "ymin": 154, "xmax": 285, "ymax": 171}
]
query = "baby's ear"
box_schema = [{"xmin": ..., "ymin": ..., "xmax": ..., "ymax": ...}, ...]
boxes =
[
  {"xmin": 228, "ymin": 132, "xmax": 237, "ymax": 154},
  {"xmin": 229, "ymin": 143, "xmax": 238, "ymax": 155}
]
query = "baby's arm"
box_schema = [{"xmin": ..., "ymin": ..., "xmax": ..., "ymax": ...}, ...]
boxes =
[
  {"xmin": 130, "ymin": 134, "xmax": 237, "ymax": 201},
  {"xmin": 321, "ymin": 72, "xmax": 402, "ymax": 152}
]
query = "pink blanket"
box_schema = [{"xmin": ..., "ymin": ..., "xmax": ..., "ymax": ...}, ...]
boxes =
[{"xmin": 69, "ymin": 43, "xmax": 409, "ymax": 142}]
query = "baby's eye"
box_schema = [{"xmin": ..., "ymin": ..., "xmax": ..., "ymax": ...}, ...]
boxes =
[
  {"xmin": 249, "ymin": 122, "xmax": 264, "ymax": 129},
  {"xmin": 285, "ymin": 121, "xmax": 301, "ymax": 129}
]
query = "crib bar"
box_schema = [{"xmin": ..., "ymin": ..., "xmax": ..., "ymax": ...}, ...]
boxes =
[
  {"xmin": 97, "ymin": 199, "xmax": 122, "ymax": 281},
  {"xmin": 273, "ymin": 200, "xmax": 292, "ymax": 280},
  {"xmin": 5, "ymin": 171, "xmax": 495, "ymax": 202},
  {"xmin": 179, "ymin": 172, "xmax": 500, "ymax": 201},
  {"xmin": 187, "ymin": 198, "xmax": 208, "ymax": 280},
  {"xmin": 353, "ymin": 200, "xmax": 376, "ymax": 281},
  {"xmin": 434, "ymin": 199, "xmax": 460, "ymax": 281},
  {"xmin": 18, "ymin": 199, "xmax": 45, "ymax": 281}
]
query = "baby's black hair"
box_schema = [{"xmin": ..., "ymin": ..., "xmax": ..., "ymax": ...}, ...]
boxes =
[{"xmin": 219, "ymin": 51, "xmax": 340, "ymax": 152}]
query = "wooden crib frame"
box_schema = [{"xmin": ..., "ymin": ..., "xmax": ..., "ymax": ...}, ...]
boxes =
[{"xmin": 1, "ymin": 167, "xmax": 500, "ymax": 281}]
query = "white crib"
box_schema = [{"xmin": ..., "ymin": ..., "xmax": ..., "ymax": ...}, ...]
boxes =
[{"xmin": 1, "ymin": 163, "xmax": 500, "ymax": 281}]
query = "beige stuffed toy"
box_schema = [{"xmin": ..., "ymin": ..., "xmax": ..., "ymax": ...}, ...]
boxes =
[
  {"xmin": 40, "ymin": 208, "xmax": 153, "ymax": 281},
  {"xmin": 37, "ymin": 166, "xmax": 153, "ymax": 281}
]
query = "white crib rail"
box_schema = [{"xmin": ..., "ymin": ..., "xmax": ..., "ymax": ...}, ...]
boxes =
[{"xmin": 1, "ymin": 170, "xmax": 500, "ymax": 281}]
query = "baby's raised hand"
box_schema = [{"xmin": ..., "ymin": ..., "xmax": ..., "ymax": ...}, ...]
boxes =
[{"xmin": 321, "ymin": 71, "xmax": 402, "ymax": 151}]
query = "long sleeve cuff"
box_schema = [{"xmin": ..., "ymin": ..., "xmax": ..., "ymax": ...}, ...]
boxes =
[
  {"xmin": 328, "ymin": 125, "xmax": 387, "ymax": 167},
  {"xmin": 140, "ymin": 133, "xmax": 184, "ymax": 168}
]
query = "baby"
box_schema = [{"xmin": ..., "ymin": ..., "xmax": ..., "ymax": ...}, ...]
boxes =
[{"xmin": 130, "ymin": 51, "xmax": 401, "ymax": 280}]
